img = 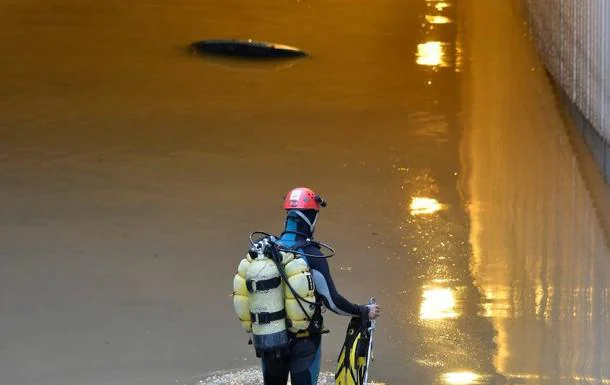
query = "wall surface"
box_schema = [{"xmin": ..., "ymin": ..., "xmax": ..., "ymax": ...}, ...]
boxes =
[{"xmin": 522, "ymin": 0, "xmax": 610, "ymax": 181}]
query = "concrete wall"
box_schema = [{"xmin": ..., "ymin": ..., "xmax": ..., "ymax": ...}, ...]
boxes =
[{"xmin": 521, "ymin": 0, "xmax": 610, "ymax": 181}]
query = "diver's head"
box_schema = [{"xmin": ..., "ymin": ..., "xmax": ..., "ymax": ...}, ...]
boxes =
[{"xmin": 282, "ymin": 187, "xmax": 326, "ymax": 235}]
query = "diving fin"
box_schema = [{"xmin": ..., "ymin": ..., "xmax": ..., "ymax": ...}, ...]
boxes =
[{"xmin": 335, "ymin": 298, "xmax": 376, "ymax": 385}]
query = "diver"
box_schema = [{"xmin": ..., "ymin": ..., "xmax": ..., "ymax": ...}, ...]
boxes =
[{"xmin": 233, "ymin": 187, "xmax": 381, "ymax": 385}]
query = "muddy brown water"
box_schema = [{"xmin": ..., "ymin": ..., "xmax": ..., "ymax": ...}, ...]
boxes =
[{"xmin": 2, "ymin": 1, "xmax": 610, "ymax": 384}]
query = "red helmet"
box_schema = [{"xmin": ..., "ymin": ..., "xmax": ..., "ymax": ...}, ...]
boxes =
[{"xmin": 283, "ymin": 187, "xmax": 326, "ymax": 210}]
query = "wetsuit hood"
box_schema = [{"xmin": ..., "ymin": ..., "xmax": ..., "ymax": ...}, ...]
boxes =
[{"xmin": 280, "ymin": 209, "xmax": 317, "ymax": 245}]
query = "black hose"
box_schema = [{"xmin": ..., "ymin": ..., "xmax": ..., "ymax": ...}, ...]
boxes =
[
  {"xmin": 263, "ymin": 241, "xmax": 323, "ymax": 327},
  {"xmin": 248, "ymin": 231, "xmax": 327, "ymax": 324},
  {"xmin": 267, "ymin": 242, "xmax": 321, "ymax": 308},
  {"xmin": 249, "ymin": 231, "xmax": 335, "ymax": 258},
  {"xmin": 249, "ymin": 231, "xmax": 274, "ymax": 245}
]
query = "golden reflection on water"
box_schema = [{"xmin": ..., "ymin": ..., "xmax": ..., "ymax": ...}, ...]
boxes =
[
  {"xmin": 410, "ymin": 197, "xmax": 443, "ymax": 215},
  {"xmin": 506, "ymin": 374, "xmax": 610, "ymax": 384},
  {"xmin": 481, "ymin": 285, "xmax": 511, "ymax": 319},
  {"xmin": 419, "ymin": 0, "xmax": 454, "ymax": 68},
  {"xmin": 416, "ymin": 41, "xmax": 449, "ymax": 67},
  {"xmin": 442, "ymin": 371, "xmax": 481, "ymax": 385},
  {"xmin": 425, "ymin": 15, "xmax": 452, "ymax": 24},
  {"xmin": 420, "ymin": 286, "xmax": 460, "ymax": 320},
  {"xmin": 433, "ymin": 2, "xmax": 450, "ymax": 11}
]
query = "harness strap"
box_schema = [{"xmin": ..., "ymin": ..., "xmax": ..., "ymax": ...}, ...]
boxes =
[
  {"xmin": 250, "ymin": 309, "xmax": 286, "ymax": 324},
  {"xmin": 246, "ymin": 276, "xmax": 282, "ymax": 293}
]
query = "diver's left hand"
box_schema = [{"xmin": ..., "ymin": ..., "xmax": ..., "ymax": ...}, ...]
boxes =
[{"xmin": 367, "ymin": 304, "xmax": 381, "ymax": 320}]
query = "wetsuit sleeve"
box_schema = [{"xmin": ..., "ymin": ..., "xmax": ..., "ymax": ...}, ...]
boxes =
[{"xmin": 307, "ymin": 254, "xmax": 367, "ymax": 317}]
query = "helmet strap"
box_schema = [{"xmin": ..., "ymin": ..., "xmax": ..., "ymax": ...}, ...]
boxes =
[{"xmin": 290, "ymin": 210, "xmax": 317, "ymax": 234}]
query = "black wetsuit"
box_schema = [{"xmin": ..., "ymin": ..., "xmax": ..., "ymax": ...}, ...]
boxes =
[{"xmin": 261, "ymin": 212, "xmax": 367, "ymax": 385}]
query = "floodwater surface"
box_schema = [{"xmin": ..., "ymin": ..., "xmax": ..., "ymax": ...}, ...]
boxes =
[{"xmin": 1, "ymin": 0, "xmax": 610, "ymax": 385}]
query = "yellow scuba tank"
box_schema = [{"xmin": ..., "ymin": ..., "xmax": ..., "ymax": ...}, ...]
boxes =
[
  {"xmin": 232, "ymin": 257, "xmax": 253, "ymax": 332},
  {"xmin": 246, "ymin": 238, "xmax": 293, "ymax": 356},
  {"xmin": 247, "ymin": 253, "xmax": 287, "ymax": 356},
  {"xmin": 284, "ymin": 257, "xmax": 316, "ymax": 333},
  {"xmin": 232, "ymin": 237, "xmax": 319, "ymax": 355}
]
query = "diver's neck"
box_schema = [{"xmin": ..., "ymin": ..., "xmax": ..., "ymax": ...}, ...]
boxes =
[
  {"xmin": 281, "ymin": 220, "xmax": 313, "ymax": 240},
  {"xmin": 282, "ymin": 210, "xmax": 316, "ymax": 241}
]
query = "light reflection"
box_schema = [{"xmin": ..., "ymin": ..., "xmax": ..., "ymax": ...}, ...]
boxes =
[
  {"xmin": 426, "ymin": 1, "xmax": 451, "ymax": 11},
  {"xmin": 455, "ymin": 38, "xmax": 464, "ymax": 72},
  {"xmin": 416, "ymin": 41, "xmax": 449, "ymax": 67},
  {"xmin": 425, "ymin": 15, "xmax": 451, "ymax": 24},
  {"xmin": 481, "ymin": 286, "xmax": 511, "ymax": 318},
  {"xmin": 410, "ymin": 197, "xmax": 442, "ymax": 215},
  {"xmin": 442, "ymin": 371, "xmax": 481, "ymax": 385},
  {"xmin": 435, "ymin": 2, "xmax": 450, "ymax": 11},
  {"xmin": 506, "ymin": 374, "xmax": 610, "ymax": 384},
  {"xmin": 420, "ymin": 286, "xmax": 459, "ymax": 320}
]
